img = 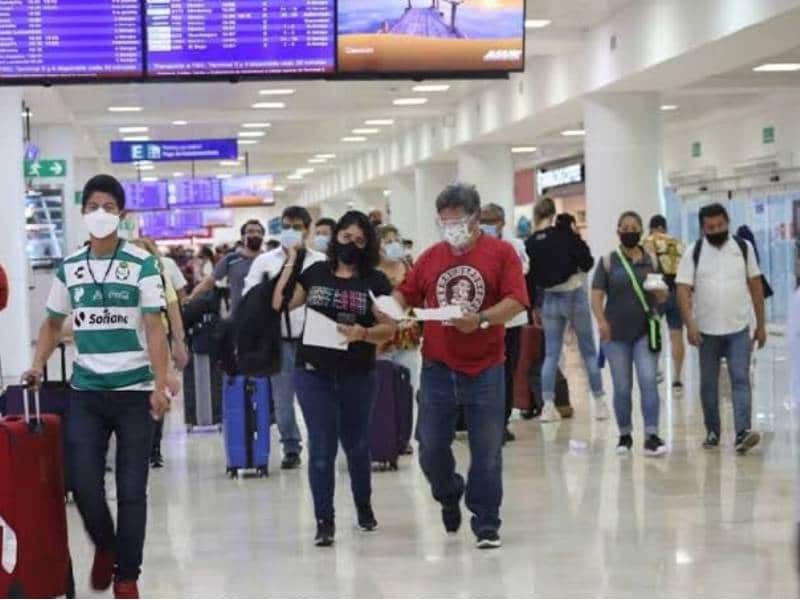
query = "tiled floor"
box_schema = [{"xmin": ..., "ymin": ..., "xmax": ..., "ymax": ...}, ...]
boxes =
[{"xmin": 67, "ymin": 337, "xmax": 798, "ymax": 598}]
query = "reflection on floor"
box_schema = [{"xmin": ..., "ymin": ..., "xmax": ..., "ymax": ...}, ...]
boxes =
[{"xmin": 67, "ymin": 337, "xmax": 797, "ymax": 598}]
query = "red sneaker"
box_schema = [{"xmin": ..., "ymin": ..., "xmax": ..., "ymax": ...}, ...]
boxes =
[
  {"xmin": 113, "ymin": 580, "xmax": 140, "ymax": 599},
  {"xmin": 90, "ymin": 548, "xmax": 114, "ymax": 591}
]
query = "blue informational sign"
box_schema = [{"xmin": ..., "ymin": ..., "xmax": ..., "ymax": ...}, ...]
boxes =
[{"xmin": 110, "ymin": 139, "xmax": 238, "ymax": 163}]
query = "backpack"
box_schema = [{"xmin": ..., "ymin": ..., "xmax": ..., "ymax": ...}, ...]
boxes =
[
  {"xmin": 233, "ymin": 250, "xmax": 306, "ymax": 377},
  {"xmin": 692, "ymin": 236, "xmax": 773, "ymax": 299}
]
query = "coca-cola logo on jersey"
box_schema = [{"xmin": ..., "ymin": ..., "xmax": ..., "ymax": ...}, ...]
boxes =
[{"xmin": 435, "ymin": 266, "xmax": 485, "ymax": 314}]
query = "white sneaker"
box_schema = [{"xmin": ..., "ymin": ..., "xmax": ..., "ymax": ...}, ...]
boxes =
[
  {"xmin": 537, "ymin": 403, "xmax": 562, "ymax": 423},
  {"xmin": 594, "ymin": 396, "xmax": 610, "ymax": 421}
]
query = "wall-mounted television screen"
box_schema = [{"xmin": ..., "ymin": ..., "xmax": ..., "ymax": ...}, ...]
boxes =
[
  {"xmin": 201, "ymin": 208, "xmax": 234, "ymax": 228},
  {"xmin": 145, "ymin": 0, "xmax": 336, "ymax": 77},
  {"xmin": 168, "ymin": 178, "xmax": 222, "ymax": 209},
  {"xmin": 138, "ymin": 210, "xmax": 209, "ymax": 239},
  {"xmin": 337, "ymin": 0, "xmax": 524, "ymax": 73},
  {"xmin": 0, "ymin": 0, "xmax": 144, "ymax": 83},
  {"xmin": 221, "ymin": 175, "xmax": 275, "ymax": 207},
  {"xmin": 123, "ymin": 180, "xmax": 169, "ymax": 212}
]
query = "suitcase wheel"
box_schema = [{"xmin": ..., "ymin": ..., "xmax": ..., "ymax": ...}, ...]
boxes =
[
  {"xmin": 226, "ymin": 468, "xmax": 238, "ymax": 479},
  {"xmin": 256, "ymin": 467, "xmax": 269, "ymax": 478}
]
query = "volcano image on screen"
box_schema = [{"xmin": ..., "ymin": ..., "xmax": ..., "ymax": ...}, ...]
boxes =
[{"xmin": 337, "ymin": 0, "xmax": 524, "ymax": 73}]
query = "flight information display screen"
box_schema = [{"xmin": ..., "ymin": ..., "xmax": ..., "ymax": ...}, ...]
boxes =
[
  {"xmin": 122, "ymin": 180, "xmax": 169, "ymax": 211},
  {"xmin": 145, "ymin": 0, "xmax": 336, "ymax": 77},
  {"xmin": 168, "ymin": 178, "xmax": 222, "ymax": 209},
  {"xmin": 0, "ymin": 0, "xmax": 143, "ymax": 81}
]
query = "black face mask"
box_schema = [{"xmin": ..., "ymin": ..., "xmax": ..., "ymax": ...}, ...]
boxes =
[
  {"xmin": 619, "ymin": 232, "xmax": 641, "ymax": 249},
  {"xmin": 336, "ymin": 242, "xmax": 362, "ymax": 265},
  {"xmin": 245, "ymin": 236, "xmax": 263, "ymax": 252},
  {"xmin": 706, "ymin": 231, "xmax": 729, "ymax": 247}
]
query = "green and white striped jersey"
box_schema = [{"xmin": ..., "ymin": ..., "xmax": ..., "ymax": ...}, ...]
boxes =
[{"xmin": 46, "ymin": 241, "xmax": 166, "ymax": 391}]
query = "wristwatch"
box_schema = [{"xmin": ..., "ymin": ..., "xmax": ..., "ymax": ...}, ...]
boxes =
[{"xmin": 478, "ymin": 312, "xmax": 491, "ymax": 330}]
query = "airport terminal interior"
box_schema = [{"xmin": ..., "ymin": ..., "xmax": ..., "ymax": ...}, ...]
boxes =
[{"xmin": 1, "ymin": 0, "xmax": 800, "ymax": 598}]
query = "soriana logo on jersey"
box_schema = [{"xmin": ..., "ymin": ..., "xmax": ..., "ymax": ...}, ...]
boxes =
[
  {"xmin": 435, "ymin": 266, "xmax": 486, "ymax": 314},
  {"xmin": 73, "ymin": 308, "xmax": 133, "ymax": 330}
]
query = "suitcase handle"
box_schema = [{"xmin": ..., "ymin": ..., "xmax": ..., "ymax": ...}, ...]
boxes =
[{"xmin": 22, "ymin": 384, "xmax": 43, "ymax": 432}]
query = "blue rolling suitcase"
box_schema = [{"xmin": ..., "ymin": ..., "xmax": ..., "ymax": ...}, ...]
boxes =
[{"xmin": 223, "ymin": 375, "xmax": 271, "ymax": 478}]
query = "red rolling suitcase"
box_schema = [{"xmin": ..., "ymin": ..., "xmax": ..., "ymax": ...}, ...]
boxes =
[
  {"xmin": 513, "ymin": 320, "xmax": 543, "ymax": 411},
  {"xmin": 0, "ymin": 387, "xmax": 74, "ymax": 598}
]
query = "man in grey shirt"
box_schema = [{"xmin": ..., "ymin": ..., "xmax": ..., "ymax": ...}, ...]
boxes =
[{"xmin": 186, "ymin": 219, "xmax": 265, "ymax": 314}]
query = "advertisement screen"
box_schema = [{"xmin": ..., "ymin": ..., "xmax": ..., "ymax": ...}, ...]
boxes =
[
  {"xmin": 146, "ymin": 0, "xmax": 335, "ymax": 77},
  {"xmin": 337, "ymin": 0, "xmax": 524, "ymax": 73},
  {"xmin": 0, "ymin": 0, "xmax": 143, "ymax": 82},
  {"xmin": 222, "ymin": 175, "xmax": 275, "ymax": 207}
]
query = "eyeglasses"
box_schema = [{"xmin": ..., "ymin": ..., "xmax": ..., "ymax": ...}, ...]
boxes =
[
  {"xmin": 436, "ymin": 216, "xmax": 473, "ymax": 228},
  {"xmin": 282, "ymin": 223, "xmax": 306, "ymax": 232}
]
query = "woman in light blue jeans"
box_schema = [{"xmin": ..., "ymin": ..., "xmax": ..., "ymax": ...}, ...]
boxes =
[{"xmin": 591, "ymin": 211, "xmax": 669, "ymax": 456}]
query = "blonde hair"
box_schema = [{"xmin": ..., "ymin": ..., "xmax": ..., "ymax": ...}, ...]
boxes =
[{"xmin": 130, "ymin": 237, "xmax": 165, "ymax": 272}]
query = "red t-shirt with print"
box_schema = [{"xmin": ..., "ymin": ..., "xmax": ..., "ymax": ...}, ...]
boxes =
[{"xmin": 397, "ymin": 234, "xmax": 530, "ymax": 376}]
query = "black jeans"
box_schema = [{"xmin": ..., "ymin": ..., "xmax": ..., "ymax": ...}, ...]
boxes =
[
  {"xmin": 66, "ymin": 390, "xmax": 154, "ymax": 581},
  {"xmin": 503, "ymin": 327, "xmax": 522, "ymax": 424}
]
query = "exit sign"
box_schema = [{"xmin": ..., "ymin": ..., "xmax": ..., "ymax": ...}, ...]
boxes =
[
  {"xmin": 24, "ymin": 158, "xmax": 67, "ymax": 178},
  {"xmin": 691, "ymin": 142, "xmax": 702, "ymax": 158},
  {"xmin": 763, "ymin": 126, "xmax": 775, "ymax": 144}
]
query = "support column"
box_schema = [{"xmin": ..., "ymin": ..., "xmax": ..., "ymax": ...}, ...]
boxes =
[
  {"xmin": 0, "ymin": 89, "xmax": 32, "ymax": 381},
  {"xmin": 583, "ymin": 93, "xmax": 662, "ymax": 255},
  {"xmin": 414, "ymin": 163, "xmax": 456, "ymax": 252},
  {"xmin": 457, "ymin": 146, "xmax": 515, "ymax": 239},
  {"xmin": 387, "ymin": 174, "xmax": 416, "ymax": 240}
]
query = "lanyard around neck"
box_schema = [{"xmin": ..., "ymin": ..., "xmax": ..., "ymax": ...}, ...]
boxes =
[{"xmin": 85, "ymin": 241, "xmax": 122, "ymax": 309}]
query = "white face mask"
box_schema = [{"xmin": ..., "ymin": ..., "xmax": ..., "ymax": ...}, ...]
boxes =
[
  {"xmin": 441, "ymin": 220, "xmax": 473, "ymax": 249},
  {"xmin": 383, "ymin": 241, "xmax": 405, "ymax": 262},
  {"xmin": 280, "ymin": 228, "xmax": 304, "ymax": 250},
  {"xmin": 84, "ymin": 208, "xmax": 120, "ymax": 239},
  {"xmin": 313, "ymin": 234, "xmax": 330, "ymax": 253}
]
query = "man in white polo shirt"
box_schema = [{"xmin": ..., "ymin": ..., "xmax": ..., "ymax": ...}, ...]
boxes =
[
  {"xmin": 676, "ymin": 203, "xmax": 766, "ymax": 454},
  {"xmin": 243, "ymin": 206, "xmax": 325, "ymax": 470}
]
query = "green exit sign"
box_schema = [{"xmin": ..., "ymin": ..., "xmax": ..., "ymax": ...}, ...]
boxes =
[
  {"xmin": 763, "ymin": 126, "xmax": 775, "ymax": 144},
  {"xmin": 24, "ymin": 159, "xmax": 67, "ymax": 178},
  {"xmin": 691, "ymin": 141, "xmax": 702, "ymax": 158}
]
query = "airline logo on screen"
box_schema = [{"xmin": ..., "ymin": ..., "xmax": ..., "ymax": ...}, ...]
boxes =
[{"xmin": 483, "ymin": 49, "xmax": 523, "ymax": 62}]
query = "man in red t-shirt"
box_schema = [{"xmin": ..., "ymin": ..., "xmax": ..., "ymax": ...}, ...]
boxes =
[{"xmin": 393, "ymin": 183, "xmax": 529, "ymax": 549}]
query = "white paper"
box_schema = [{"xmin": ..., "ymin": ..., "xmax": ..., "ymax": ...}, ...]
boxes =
[
  {"xmin": 413, "ymin": 305, "xmax": 465, "ymax": 321},
  {"xmin": 369, "ymin": 291, "xmax": 407, "ymax": 321},
  {"xmin": 302, "ymin": 308, "xmax": 349, "ymax": 351}
]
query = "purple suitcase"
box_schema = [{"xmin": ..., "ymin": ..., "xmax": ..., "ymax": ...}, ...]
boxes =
[{"xmin": 369, "ymin": 360, "xmax": 413, "ymax": 471}]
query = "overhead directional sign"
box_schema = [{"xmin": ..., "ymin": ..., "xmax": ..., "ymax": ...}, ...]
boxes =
[
  {"xmin": 110, "ymin": 139, "xmax": 238, "ymax": 163},
  {"xmin": 24, "ymin": 159, "xmax": 67, "ymax": 178}
]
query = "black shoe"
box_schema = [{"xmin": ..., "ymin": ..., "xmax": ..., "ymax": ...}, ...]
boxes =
[
  {"xmin": 281, "ymin": 453, "xmax": 302, "ymax": 470},
  {"xmin": 672, "ymin": 381, "xmax": 684, "ymax": 393},
  {"xmin": 735, "ymin": 430, "xmax": 760, "ymax": 454},
  {"xmin": 616, "ymin": 434, "xmax": 633, "ymax": 455},
  {"xmin": 357, "ymin": 504, "xmax": 378, "ymax": 532},
  {"xmin": 441, "ymin": 475, "xmax": 465, "ymax": 534},
  {"xmin": 475, "ymin": 530, "xmax": 502, "ymax": 549},
  {"xmin": 150, "ymin": 451, "xmax": 164, "ymax": 469},
  {"xmin": 644, "ymin": 434, "xmax": 667, "ymax": 457},
  {"xmin": 503, "ymin": 428, "xmax": 516, "ymax": 444},
  {"xmin": 314, "ymin": 519, "xmax": 335, "ymax": 547},
  {"xmin": 703, "ymin": 431, "xmax": 720, "ymax": 450}
]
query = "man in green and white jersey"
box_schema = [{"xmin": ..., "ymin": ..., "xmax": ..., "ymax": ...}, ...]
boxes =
[{"xmin": 23, "ymin": 174, "xmax": 170, "ymax": 600}]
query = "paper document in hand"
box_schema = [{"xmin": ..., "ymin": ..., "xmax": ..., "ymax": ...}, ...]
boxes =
[
  {"xmin": 413, "ymin": 305, "xmax": 464, "ymax": 321},
  {"xmin": 303, "ymin": 308, "xmax": 349, "ymax": 351},
  {"xmin": 368, "ymin": 291, "xmax": 406, "ymax": 321}
]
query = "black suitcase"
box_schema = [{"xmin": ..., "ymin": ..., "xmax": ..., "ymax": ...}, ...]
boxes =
[{"xmin": 183, "ymin": 353, "xmax": 223, "ymax": 431}]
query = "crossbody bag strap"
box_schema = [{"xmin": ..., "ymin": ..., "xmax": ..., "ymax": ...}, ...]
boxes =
[{"xmin": 614, "ymin": 248, "xmax": 654, "ymax": 317}]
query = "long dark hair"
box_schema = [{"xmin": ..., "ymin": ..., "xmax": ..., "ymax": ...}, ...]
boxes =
[{"xmin": 327, "ymin": 210, "xmax": 380, "ymax": 277}]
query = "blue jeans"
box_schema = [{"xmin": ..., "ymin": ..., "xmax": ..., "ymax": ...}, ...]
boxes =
[
  {"xmin": 603, "ymin": 336, "xmax": 660, "ymax": 436},
  {"xmin": 418, "ymin": 360, "xmax": 505, "ymax": 536},
  {"xmin": 699, "ymin": 328, "xmax": 752, "ymax": 437},
  {"xmin": 541, "ymin": 288, "xmax": 604, "ymax": 402},
  {"xmin": 66, "ymin": 390, "xmax": 154, "ymax": 581},
  {"xmin": 271, "ymin": 341, "xmax": 303, "ymax": 455},
  {"xmin": 294, "ymin": 368, "xmax": 377, "ymax": 521}
]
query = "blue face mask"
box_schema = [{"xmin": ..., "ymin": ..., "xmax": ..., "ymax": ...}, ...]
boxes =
[
  {"xmin": 280, "ymin": 228, "xmax": 304, "ymax": 250},
  {"xmin": 383, "ymin": 241, "xmax": 405, "ymax": 262},
  {"xmin": 313, "ymin": 234, "xmax": 330, "ymax": 253},
  {"xmin": 480, "ymin": 223, "xmax": 500, "ymax": 238}
]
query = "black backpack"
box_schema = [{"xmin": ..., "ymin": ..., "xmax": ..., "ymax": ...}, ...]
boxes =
[
  {"xmin": 692, "ymin": 236, "xmax": 774, "ymax": 299},
  {"xmin": 233, "ymin": 250, "xmax": 306, "ymax": 377}
]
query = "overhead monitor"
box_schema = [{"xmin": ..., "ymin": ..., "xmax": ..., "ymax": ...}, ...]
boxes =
[
  {"xmin": 0, "ymin": 0, "xmax": 144, "ymax": 83},
  {"xmin": 145, "ymin": 0, "xmax": 336, "ymax": 78},
  {"xmin": 168, "ymin": 178, "xmax": 223, "ymax": 209},
  {"xmin": 138, "ymin": 210, "xmax": 209, "ymax": 239},
  {"xmin": 202, "ymin": 208, "xmax": 235, "ymax": 228},
  {"xmin": 337, "ymin": 0, "xmax": 524, "ymax": 74},
  {"xmin": 222, "ymin": 175, "xmax": 275, "ymax": 207},
  {"xmin": 122, "ymin": 180, "xmax": 169, "ymax": 212}
]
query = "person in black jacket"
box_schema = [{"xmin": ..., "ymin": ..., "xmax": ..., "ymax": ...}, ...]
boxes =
[{"xmin": 525, "ymin": 197, "xmax": 609, "ymax": 423}]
